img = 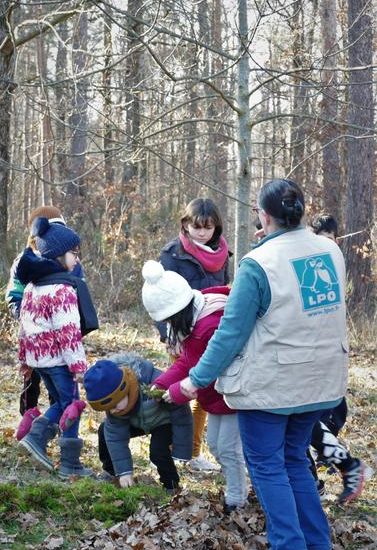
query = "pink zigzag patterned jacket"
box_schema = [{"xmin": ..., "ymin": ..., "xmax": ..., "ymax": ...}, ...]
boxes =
[{"xmin": 19, "ymin": 283, "xmax": 87, "ymax": 374}]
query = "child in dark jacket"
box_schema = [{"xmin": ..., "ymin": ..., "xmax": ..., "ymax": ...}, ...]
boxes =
[
  {"xmin": 309, "ymin": 213, "xmax": 374, "ymax": 503},
  {"xmin": 83, "ymin": 353, "xmax": 193, "ymax": 491},
  {"xmin": 159, "ymin": 198, "xmax": 230, "ymax": 472},
  {"xmin": 142, "ymin": 260, "xmax": 248, "ymax": 513}
]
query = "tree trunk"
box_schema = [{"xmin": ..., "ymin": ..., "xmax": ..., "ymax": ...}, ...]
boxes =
[
  {"xmin": 209, "ymin": 0, "xmax": 228, "ymax": 228},
  {"xmin": 66, "ymin": 12, "xmax": 88, "ymax": 223},
  {"xmin": 289, "ymin": 0, "xmax": 309, "ymax": 186},
  {"xmin": 344, "ymin": 0, "xmax": 375, "ymax": 313},
  {"xmin": 36, "ymin": 17, "xmax": 53, "ymax": 206},
  {"xmin": 234, "ymin": 0, "xmax": 251, "ymax": 267},
  {"xmin": 103, "ymin": 8, "xmax": 114, "ymax": 188},
  {"xmin": 54, "ymin": 21, "xmax": 68, "ymax": 204},
  {"xmin": 319, "ymin": 0, "xmax": 341, "ymax": 221},
  {"xmin": 121, "ymin": 0, "xmax": 145, "ymax": 229},
  {"xmin": 0, "ymin": 0, "xmax": 14, "ymax": 277}
]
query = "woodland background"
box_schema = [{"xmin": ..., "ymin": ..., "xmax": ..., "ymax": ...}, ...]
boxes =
[
  {"xmin": 0, "ymin": 0, "xmax": 376, "ymax": 317},
  {"xmin": 0, "ymin": 2, "xmax": 376, "ymax": 549}
]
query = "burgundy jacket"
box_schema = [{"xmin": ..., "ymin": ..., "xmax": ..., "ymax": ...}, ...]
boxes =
[{"xmin": 154, "ymin": 286, "xmax": 235, "ymax": 415}]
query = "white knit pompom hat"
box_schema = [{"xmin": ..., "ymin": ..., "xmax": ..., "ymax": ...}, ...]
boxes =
[{"xmin": 142, "ymin": 260, "xmax": 194, "ymax": 322}]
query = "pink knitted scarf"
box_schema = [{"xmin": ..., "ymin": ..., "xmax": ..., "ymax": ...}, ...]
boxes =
[{"xmin": 179, "ymin": 232, "xmax": 229, "ymax": 273}]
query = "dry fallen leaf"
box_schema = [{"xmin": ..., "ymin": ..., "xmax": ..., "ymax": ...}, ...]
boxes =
[{"xmin": 44, "ymin": 536, "xmax": 64, "ymax": 549}]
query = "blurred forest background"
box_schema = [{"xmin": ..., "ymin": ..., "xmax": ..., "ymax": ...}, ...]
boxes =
[{"xmin": 0, "ymin": 0, "xmax": 375, "ymax": 318}]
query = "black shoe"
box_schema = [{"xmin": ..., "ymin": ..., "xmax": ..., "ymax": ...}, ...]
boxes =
[
  {"xmin": 223, "ymin": 503, "xmax": 238, "ymax": 515},
  {"xmin": 316, "ymin": 479, "xmax": 326, "ymax": 501},
  {"xmin": 339, "ymin": 459, "xmax": 365, "ymax": 504},
  {"xmin": 96, "ymin": 470, "xmax": 115, "ymax": 482},
  {"xmin": 165, "ymin": 482, "xmax": 180, "ymax": 495}
]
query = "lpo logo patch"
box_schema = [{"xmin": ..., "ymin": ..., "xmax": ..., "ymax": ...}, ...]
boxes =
[{"xmin": 290, "ymin": 253, "xmax": 341, "ymax": 311}]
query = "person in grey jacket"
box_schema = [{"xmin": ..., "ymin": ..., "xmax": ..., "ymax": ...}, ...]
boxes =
[{"xmin": 83, "ymin": 353, "xmax": 193, "ymax": 491}]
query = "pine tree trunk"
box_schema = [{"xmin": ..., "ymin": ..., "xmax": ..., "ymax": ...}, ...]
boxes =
[
  {"xmin": 103, "ymin": 8, "xmax": 114, "ymax": 188},
  {"xmin": 54, "ymin": 21, "xmax": 68, "ymax": 199},
  {"xmin": 289, "ymin": 0, "xmax": 309, "ymax": 185},
  {"xmin": 66, "ymin": 12, "xmax": 88, "ymax": 222},
  {"xmin": 344, "ymin": 0, "xmax": 375, "ymax": 313},
  {"xmin": 0, "ymin": 0, "xmax": 14, "ymax": 277},
  {"xmin": 234, "ymin": 0, "xmax": 251, "ymax": 267},
  {"xmin": 319, "ymin": 0, "xmax": 341, "ymax": 221}
]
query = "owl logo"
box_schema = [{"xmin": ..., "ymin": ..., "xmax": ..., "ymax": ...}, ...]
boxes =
[{"xmin": 292, "ymin": 253, "xmax": 341, "ymax": 311}]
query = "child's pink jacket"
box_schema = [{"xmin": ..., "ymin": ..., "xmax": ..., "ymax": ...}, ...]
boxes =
[{"xmin": 154, "ymin": 287, "xmax": 235, "ymax": 415}]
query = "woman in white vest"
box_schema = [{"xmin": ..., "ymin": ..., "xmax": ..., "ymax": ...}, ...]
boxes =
[{"xmin": 179, "ymin": 179, "xmax": 348, "ymax": 550}]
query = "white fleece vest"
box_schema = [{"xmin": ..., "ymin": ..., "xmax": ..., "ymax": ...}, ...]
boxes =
[{"xmin": 215, "ymin": 229, "xmax": 348, "ymax": 410}]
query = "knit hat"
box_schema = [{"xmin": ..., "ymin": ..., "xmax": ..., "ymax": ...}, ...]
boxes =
[
  {"xmin": 142, "ymin": 260, "xmax": 194, "ymax": 322},
  {"xmin": 31, "ymin": 217, "xmax": 80, "ymax": 259},
  {"xmin": 83, "ymin": 360, "xmax": 139, "ymax": 416},
  {"xmin": 28, "ymin": 206, "xmax": 65, "ymax": 228}
]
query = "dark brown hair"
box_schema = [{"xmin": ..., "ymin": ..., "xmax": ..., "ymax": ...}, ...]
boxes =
[
  {"xmin": 180, "ymin": 198, "xmax": 223, "ymax": 247},
  {"xmin": 166, "ymin": 298, "xmax": 195, "ymax": 348},
  {"xmin": 310, "ymin": 213, "xmax": 338, "ymax": 238}
]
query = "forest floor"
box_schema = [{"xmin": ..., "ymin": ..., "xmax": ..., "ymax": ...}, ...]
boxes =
[{"xmin": 0, "ymin": 315, "xmax": 376, "ymax": 550}]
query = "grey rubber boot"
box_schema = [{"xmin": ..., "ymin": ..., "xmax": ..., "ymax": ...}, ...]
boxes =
[
  {"xmin": 58, "ymin": 437, "xmax": 93, "ymax": 479},
  {"xmin": 19, "ymin": 416, "xmax": 58, "ymax": 471}
]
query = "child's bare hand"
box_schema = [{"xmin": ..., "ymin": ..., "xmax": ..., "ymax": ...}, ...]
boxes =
[
  {"xmin": 162, "ymin": 390, "xmax": 173, "ymax": 403},
  {"xmin": 119, "ymin": 474, "xmax": 133, "ymax": 488},
  {"xmin": 180, "ymin": 377, "xmax": 198, "ymax": 399}
]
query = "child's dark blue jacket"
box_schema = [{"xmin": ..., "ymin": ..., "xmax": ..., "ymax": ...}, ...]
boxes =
[{"xmin": 160, "ymin": 238, "xmax": 230, "ymax": 289}]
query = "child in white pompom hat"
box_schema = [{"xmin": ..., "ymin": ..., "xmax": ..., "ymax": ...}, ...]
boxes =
[{"xmin": 142, "ymin": 260, "xmax": 248, "ymax": 514}]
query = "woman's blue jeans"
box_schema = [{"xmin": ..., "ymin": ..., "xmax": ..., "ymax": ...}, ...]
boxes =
[
  {"xmin": 35, "ymin": 366, "xmax": 80, "ymax": 438},
  {"xmin": 238, "ymin": 409, "xmax": 331, "ymax": 550}
]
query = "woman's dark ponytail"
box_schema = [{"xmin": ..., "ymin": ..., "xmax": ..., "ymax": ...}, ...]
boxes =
[
  {"xmin": 281, "ymin": 197, "xmax": 304, "ymax": 227},
  {"xmin": 259, "ymin": 179, "xmax": 305, "ymax": 228}
]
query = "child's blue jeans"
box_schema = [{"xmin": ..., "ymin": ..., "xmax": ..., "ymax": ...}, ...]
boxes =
[
  {"xmin": 238, "ymin": 409, "xmax": 331, "ymax": 550},
  {"xmin": 35, "ymin": 366, "xmax": 80, "ymax": 438}
]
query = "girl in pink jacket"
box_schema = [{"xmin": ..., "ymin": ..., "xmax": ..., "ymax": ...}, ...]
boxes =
[{"xmin": 142, "ymin": 260, "xmax": 248, "ymax": 514}]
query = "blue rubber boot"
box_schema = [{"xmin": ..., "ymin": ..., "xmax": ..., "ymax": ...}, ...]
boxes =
[
  {"xmin": 58, "ymin": 438, "xmax": 93, "ymax": 479},
  {"xmin": 19, "ymin": 416, "xmax": 58, "ymax": 470}
]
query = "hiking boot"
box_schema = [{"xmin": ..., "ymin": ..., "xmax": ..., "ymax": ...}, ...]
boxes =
[
  {"xmin": 339, "ymin": 458, "xmax": 365, "ymax": 504},
  {"xmin": 57, "ymin": 437, "xmax": 93, "ymax": 479},
  {"xmin": 19, "ymin": 416, "xmax": 58, "ymax": 470},
  {"xmin": 190, "ymin": 454, "xmax": 220, "ymax": 471}
]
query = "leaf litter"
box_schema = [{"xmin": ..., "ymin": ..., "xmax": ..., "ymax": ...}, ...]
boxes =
[{"xmin": 0, "ymin": 321, "xmax": 376, "ymax": 549}]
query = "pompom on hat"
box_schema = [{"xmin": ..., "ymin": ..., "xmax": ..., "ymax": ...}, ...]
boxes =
[
  {"xmin": 83, "ymin": 360, "xmax": 139, "ymax": 416},
  {"xmin": 28, "ymin": 205, "xmax": 65, "ymax": 228},
  {"xmin": 142, "ymin": 260, "xmax": 194, "ymax": 322},
  {"xmin": 31, "ymin": 216, "xmax": 80, "ymax": 260}
]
